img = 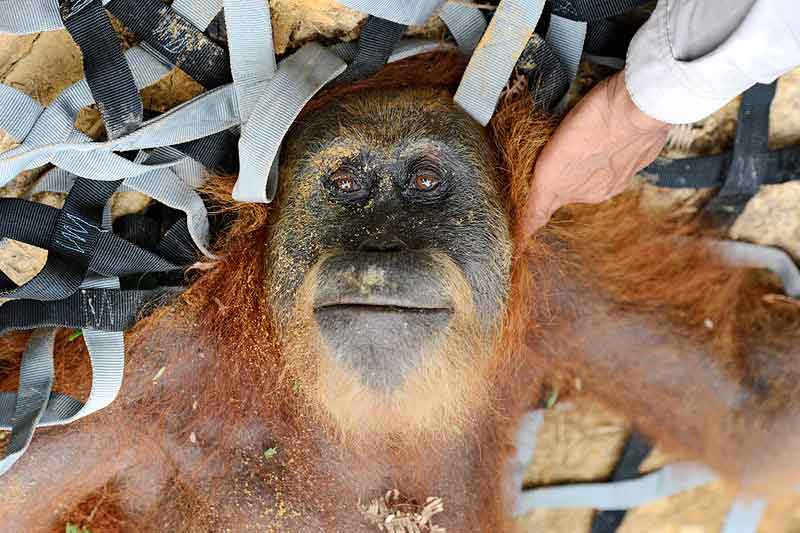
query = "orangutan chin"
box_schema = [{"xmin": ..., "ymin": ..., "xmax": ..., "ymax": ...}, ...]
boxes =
[{"xmin": 0, "ymin": 52, "xmax": 798, "ymax": 532}]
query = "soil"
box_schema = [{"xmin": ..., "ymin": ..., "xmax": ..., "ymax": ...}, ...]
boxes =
[{"xmin": 1, "ymin": 4, "xmax": 799, "ymax": 531}]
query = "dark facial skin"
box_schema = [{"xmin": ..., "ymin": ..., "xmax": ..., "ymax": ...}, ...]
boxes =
[{"xmin": 268, "ymin": 87, "xmax": 512, "ymax": 390}]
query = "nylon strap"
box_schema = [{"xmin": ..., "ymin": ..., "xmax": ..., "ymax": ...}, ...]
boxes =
[
  {"xmin": 223, "ymin": 0, "xmax": 276, "ymax": 124},
  {"xmin": 0, "ymin": 328, "xmax": 57, "ymax": 476},
  {"xmin": 643, "ymin": 146, "xmax": 800, "ymax": 189},
  {"xmin": 107, "ymin": 0, "xmax": 232, "ymax": 89},
  {"xmin": 0, "ymin": 178, "xmax": 120, "ymax": 300},
  {"xmin": 0, "ymin": 276, "xmax": 166, "ymax": 475},
  {"xmin": 722, "ymin": 497, "xmax": 767, "ymax": 533},
  {"xmin": 454, "ymin": 0, "xmax": 545, "ymax": 126},
  {"xmin": 510, "ymin": 409, "xmax": 545, "ymax": 500},
  {"xmin": 60, "ymin": 0, "xmax": 143, "ymax": 139},
  {"xmin": 28, "ymin": 160, "xmax": 212, "ymax": 258},
  {"xmin": 0, "ymin": 287, "xmax": 168, "ymax": 334},
  {"xmin": 335, "ymin": 16, "xmax": 407, "ymax": 85},
  {"xmin": 710, "ymin": 240, "xmax": 800, "ymax": 299},
  {"xmin": 515, "ymin": 462, "xmax": 717, "ymax": 514},
  {"xmin": 590, "ymin": 433, "xmax": 653, "ymax": 533},
  {"xmin": 518, "ymin": 33, "xmax": 571, "ymax": 112},
  {"xmin": 0, "ymin": 198, "xmax": 190, "ymax": 275},
  {"xmin": 0, "ymin": 85, "xmax": 44, "ymax": 142},
  {"xmin": 643, "ymin": 83, "xmax": 798, "ymax": 231},
  {"xmin": 704, "ymin": 82, "xmax": 777, "ymax": 228},
  {"xmin": 0, "ymin": 277, "xmax": 125, "ymax": 431},
  {"xmin": 438, "ymin": 3, "xmax": 487, "ymax": 56},
  {"xmin": 549, "ymin": 0, "xmax": 652, "ymax": 22},
  {"xmin": 233, "ymin": 43, "xmax": 347, "ymax": 203},
  {"xmin": 545, "ymin": 14, "xmax": 587, "ymax": 113},
  {"xmin": 172, "ymin": 0, "xmax": 222, "ymax": 29},
  {"xmin": 0, "ymin": 0, "xmax": 120, "ymax": 33},
  {"xmin": 334, "ymin": 0, "xmax": 445, "ymax": 26}
]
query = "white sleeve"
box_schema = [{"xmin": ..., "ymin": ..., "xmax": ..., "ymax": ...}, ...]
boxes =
[{"xmin": 624, "ymin": 0, "xmax": 800, "ymax": 124}]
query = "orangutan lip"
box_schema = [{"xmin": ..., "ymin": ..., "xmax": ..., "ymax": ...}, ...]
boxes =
[{"xmin": 314, "ymin": 303, "xmax": 452, "ymax": 314}]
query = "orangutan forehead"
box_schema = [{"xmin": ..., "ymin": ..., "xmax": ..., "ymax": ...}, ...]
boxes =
[
  {"xmin": 305, "ymin": 137, "xmax": 465, "ymax": 176},
  {"xmin": 287, "ymin": 88, "xmax": 486, "ymax": 163}
]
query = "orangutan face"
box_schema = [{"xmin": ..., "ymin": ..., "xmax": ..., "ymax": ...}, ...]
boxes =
[{"xmin": 267, "ymin": 87, "xmax": 511, "ymax": 438}]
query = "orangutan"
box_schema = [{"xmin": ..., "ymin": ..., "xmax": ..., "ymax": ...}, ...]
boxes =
[{"xmin": 0, "ymin": 52, "xmax": 797, "ymax": 532}]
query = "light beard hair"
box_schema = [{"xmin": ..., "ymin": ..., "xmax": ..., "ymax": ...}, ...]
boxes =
[{"xmin": 276, "ymin": 254, "xmax": 501, "ymax": 452}]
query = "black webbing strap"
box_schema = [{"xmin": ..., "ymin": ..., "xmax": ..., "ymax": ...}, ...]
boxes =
[
  {"xmin": 703, "ymin": 82, "xmax": 777, "ymax": 228},
  {"xmin": 0, "ymin": 199, "xmax": 55, "ymax": 249},
  {"xmin": 550, "ymin": 0, "xmax": 652, "ymax": 22},
  {"xmin": 0, "ymin": 178, "xmax": 120, "ymax": 301},
  {"xmin": 335, "ymin": 16, "xmax": 407, "ymax": 85},
  {"xmin": 106, "ymin": 0, "xmax": 232, "ymax": 89},
  {"xmin": 0, "ymin": 288, "xmax": 173, "ymax": 335},
  {"xmin": 643, "ymin": 82, "xmax": 798, "ymax": 229},
  {"xmin": 0, "ymin": 197, "xmax": 196, "ymax": 278},
  {"xmin": 590, "ymin": 433, "xmax": 653, "ymax": 533},
  {"xmin": 583, "ymin": 17, "xmax": 637, "ymax": 64},
  {"xmin": 518, "ymin": 33, "xmax": 570, "ymax": 112},
  {"xmin": 643, "ymin": 146, "xmax": 800, "ymax": 189},
  {"xmin": 60, "ymin": 0, "xmax": 143, "ymax": 140}
]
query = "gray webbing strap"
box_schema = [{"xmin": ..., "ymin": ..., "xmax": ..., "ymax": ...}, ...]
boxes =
[
  {"xmin": 44, "ymin": 275, "xmax": 125, "ymax": 426},
  {"xmin": 545, "ymin": 14, "xmax": 587, "ymax": 113},
  {"xmin": 438, "ymin": 3, "xmax": 487, "ymax": 56},
  {"xmin": 172, "ymin": 0, "xmax": 222, "ymax": 29},
  {"xmin": 0, "ymin": 84, "xmax": 238, "ymax": 181},
  {"xmin": 0, "ymin": 47, "xmax": 173, "ymax": 182},
  {"xmin": 0, "ymin": 328, "xmax": 57, "ymax": 476},
  {"xmin": 0, "ymin": 85, "xmax": 43, "ymax": 142},
  {"xmin": 514, "ymin": 462, "xmax": 717, "ymax": 514},
  {"xmin": 0, "ymin": 277, "xmax": 126, "ymax": 473},
  {"xmin": 722, "ymin": 496, "xmax": 766, "ymax": 533},
  {"xmin": 0, "ymin": 0, "xmax": 111, "ymax": 34},
  {"xmin": 454, "ymin": 0, "xmax": 545, "ymax": 126},
  {"xmin": 330, "ymin": 39, "xmax": 447, "ymax": 66},
  {"xmin": 223, "ymin": 0, "xmax": 276, "ymax": 124},
  {"xmin": 511, "ymin": 409, "xmax": 545, "ymax": 499},
  {"xmin": 335, "ymin": 0, "xmax": 446, "ymax": 26},
  {"xmin": 0, "ymin": 0, "xmax": 211, "ymax": 36},
  {"xmin": 710, "ymin": 240, "xmax": 800, "ymax": 299},
  {"xmin": 233, "ymin": 43, "xmax": 347, "ymax": 203}
]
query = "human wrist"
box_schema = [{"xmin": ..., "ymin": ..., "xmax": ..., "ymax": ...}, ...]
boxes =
[{"xmin": 611, "ymin": 71, "xmax": 669, "ymax": 133}]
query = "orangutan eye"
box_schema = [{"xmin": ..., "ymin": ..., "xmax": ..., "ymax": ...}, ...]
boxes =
[
  {"xmin": 414, "ymin": 174, "xmax": 440, "ymax": 192},
  {"xmin": 332, "ymin": 175, "xmax": 360, "ymax": 193}
]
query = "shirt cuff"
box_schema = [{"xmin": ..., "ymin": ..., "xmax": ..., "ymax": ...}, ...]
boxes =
[{"xmin": 624, "ymin": 1, "xmax": 742, "ymax": 124}]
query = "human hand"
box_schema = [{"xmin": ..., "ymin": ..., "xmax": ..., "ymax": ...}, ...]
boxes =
[{"xmin": 522, "ymin": 70, "xmax": 670, "ymax": 238}]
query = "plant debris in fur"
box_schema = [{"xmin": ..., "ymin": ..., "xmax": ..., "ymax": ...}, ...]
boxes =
[{"xmin": 359, "ymin": 489, "xmax": 445, "ymax": 532}]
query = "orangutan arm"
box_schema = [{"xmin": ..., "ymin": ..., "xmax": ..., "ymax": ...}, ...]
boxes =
[
  {"xmin": 534, "ymin": 272, "xmax": 800, "ymax": 492},
  {"xmin": 0, "ymin": 415, "xmax": 150, "ymax": 530}
]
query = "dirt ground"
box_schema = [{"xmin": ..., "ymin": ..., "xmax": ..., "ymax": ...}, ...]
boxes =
[{"xmin": 1, "ymin": 2, "xmax": 799, "ymax": 532}]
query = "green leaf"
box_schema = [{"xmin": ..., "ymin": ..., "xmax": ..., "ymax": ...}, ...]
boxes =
[
  {"xmin": 545, "ymin": 389, "xmax": 559, "ymax": 409},
  {"xmin": 263, "ymin": 447, "xmax": 278, "ymax": 461},
  {"xmin": 67, "ymin": 329, "xmax": 83, "ymax": 342},
  {"xmin": 151, "ymin": 366, "xmax": 166, "ymax": 382}
]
